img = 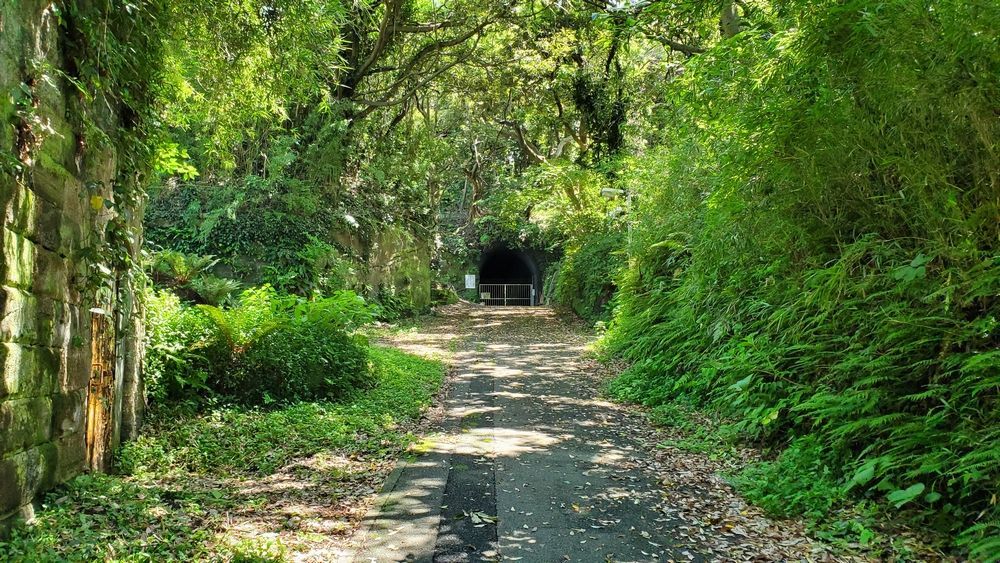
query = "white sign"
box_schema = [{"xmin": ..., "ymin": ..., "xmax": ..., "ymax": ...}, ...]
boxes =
[{"xmin": 465, "ymin": 274, "xmax": 477, "ymax": 289}]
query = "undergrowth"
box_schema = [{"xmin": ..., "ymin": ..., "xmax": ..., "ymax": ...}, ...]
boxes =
[
  {"xmin": 0, "ymin": 347, "xmax": 444, "ymax": 561},
  {"xmin": 547, "ymin": 229, "xmax": 625, "ymax": 322},
  {"xmin": 122, "ymin": 347, "xmax": 443, "ymax": 476},
  {"xmin": 145, "ymin": 285, "xmax": 376, "ymax": 406},
  {"xmin": 603, "ymin": 1, "xmax": 1000, "ymax": 559}
]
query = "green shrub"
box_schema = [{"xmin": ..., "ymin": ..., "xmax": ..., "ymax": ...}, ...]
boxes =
[
  {"xmin": 549, "ymin": 229, "xmax": 624, "ymax": 321},
  {"xmin": 372, "ymin": 287, "xmax": 416, "ymax": 321},
  {"xmin": 147, "ymin": 250, "xmax": 240, "ymax": 305},
  {"xmin": 230, "ymin": 326, "xmax": 373, "ymax": 404},
  {"xmin": 188, "ymin": 275, "xmax": 241, "ymax": 306},
  {"xmin": 144, "ymin": 289, "xmax": 216, "ymax": 403},
  {"xmin": 735, "ymin": 436, "xmax": 845, "ymax": 520},
  {"xmin": 201, "ymin": 286, "xmax": 376, "ymax": 405},
  {"xmin": 431, "ymin": 285, "xmax": 460, "ymax": 305},
  {"xmin": 296, "ymin": 236, "xmax": 353, "ymax": 295},
  {"xmin": 121, "ymin": 346, "xmax": 444, "ymax": 476},
  {"xmin": 145, "ymin": 285, "xmax": 376, "ymax": 407},
  {"xmin": 148, "ymin": 250, "xmax": 218, "ymax": 287}
]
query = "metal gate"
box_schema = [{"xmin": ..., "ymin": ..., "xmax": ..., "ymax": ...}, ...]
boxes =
[{"xmin": 479, "ymin": 284, "xmax": 533, "ymax": 306}]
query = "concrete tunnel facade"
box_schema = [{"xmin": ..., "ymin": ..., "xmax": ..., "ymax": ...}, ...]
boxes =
[{"xmin": 477, "ymin": 247, "xmax": 541, "ymax": 306}]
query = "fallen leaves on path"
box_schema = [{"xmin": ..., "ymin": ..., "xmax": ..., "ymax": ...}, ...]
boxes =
[
  {"xmin": 580, "ymin": 357, "xmax": 849, "ymax": 562},
  {"xmin": 465, "ymin": 510, "xmax": 498, "ymax": 525},
  {"xmin": 206, "ymin": 452, "xmax": 390, "ymax": 561},
  {"xmin": 418, "ymin": 305, "xmax": 832, "ymax": 560}
]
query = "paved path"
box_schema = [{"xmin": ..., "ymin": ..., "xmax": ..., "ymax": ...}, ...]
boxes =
[{"xmin": 354, "ymin": 306, "xmax": 691, "ymax": 562}]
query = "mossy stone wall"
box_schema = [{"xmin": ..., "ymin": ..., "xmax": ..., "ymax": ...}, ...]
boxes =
[
  {"xmin": 334, "ymin": 225, "xmax": 432, "ymax": 312},
  {"xmin": 0, "ymin": 1, "xmax": 143, "ymax": 534},
  {"xmin": 365, "ymin": 226, "xmax": 432, "ymax": 311}
]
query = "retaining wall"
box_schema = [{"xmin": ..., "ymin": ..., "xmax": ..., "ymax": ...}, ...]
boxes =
[{"xmin": 0, "ymin": 1, "xmax": 144, "ymax": 534}]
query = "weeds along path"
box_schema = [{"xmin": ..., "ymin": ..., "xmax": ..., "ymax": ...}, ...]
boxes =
[{"xmin": 354, "ymin": 304, "xmax": 839, "ymax": 562}]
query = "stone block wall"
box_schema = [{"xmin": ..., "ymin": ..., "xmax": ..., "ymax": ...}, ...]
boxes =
[
  {"xmin": 334, "ymin": 225, "xmax": 433, "ymax": 312},
  {"xmin": 0, "ymin": 1, "xmax": 144, "ymax": 534}
]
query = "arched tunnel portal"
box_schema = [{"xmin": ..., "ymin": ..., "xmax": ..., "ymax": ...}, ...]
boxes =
[{"xmin": 477, "ymin": 247, "xmax": 540, "ymax": 306}]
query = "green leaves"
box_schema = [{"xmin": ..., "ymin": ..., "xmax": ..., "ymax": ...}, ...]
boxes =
[
  {"xmin": 148, "ymin": 283, "xmax": 379, "ymax": 406},
  {"xmin": 887, "ymin": 483, "xmax": 925, "ymax": 508},
  {"xmin": 729, "ymin": 374, "xmax": 753, "ymax": 391},
  {"xmin": 849, "ymin": 460, "xmax": 876, "ymax": 488},
  {"xmin": 891, "ymin": 253, "xmax": 934, "ymax": 283},
  {"xmin": 151, "ymin": 141, "xmax": 198, "ymax": 180}
]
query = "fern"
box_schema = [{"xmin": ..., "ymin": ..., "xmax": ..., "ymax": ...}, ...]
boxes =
[{"xmin": 602, "ymin": 1, "xmax": 1000, "ymax": 555}]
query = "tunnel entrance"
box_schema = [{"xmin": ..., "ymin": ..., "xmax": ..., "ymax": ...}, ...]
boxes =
[{"xmin": 478, "ymin": 248, "xmax": 538, "ymax": 306}]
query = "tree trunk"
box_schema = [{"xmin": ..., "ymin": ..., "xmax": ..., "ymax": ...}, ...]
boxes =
[{"xmin": 720, "ymin": 1, "xmax": 741, "ymax": 38}]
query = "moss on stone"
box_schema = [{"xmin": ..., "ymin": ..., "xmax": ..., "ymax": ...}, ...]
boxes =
[
  {"xmin": 0, "ymin": 397, "xmax": 53, "ymax": 454},
  {"xmin": 2, "ymin": 229, "xmax": 36, "ymax": 290}
]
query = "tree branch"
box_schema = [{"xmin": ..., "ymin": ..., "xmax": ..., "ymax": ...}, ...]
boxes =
[
  {"xmin": 396, "ymin": 21, "xmax": 459, "ymax": 33},
  {"xmin": 550, "ymin": 136, "xmax": 573, "ymax": 159},
  {"xmin": 350, "ymin": 0, "xmax": 403, "ymax": 90},
  {"xmin": 353, "ymin": 55, "xmax": 467, "ymax": 119},
  {"xmin": 499, "ymin": 120, "xmax": 546, "ymax": 165},
  {"xmin": 640, "ymin": 27, "xmax": 705, "ymax": 56}
]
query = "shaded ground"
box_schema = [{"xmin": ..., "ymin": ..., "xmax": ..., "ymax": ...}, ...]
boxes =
[
  {"xmin": 354, "ymin": 305, "xmax": 839, "ymax": 562},
  {"xmin": 206, "ymin": 452, "xmax": 389, "ymax": 560}
]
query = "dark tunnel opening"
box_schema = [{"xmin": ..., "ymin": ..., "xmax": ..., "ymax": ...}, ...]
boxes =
[{"xmin": 478, "ymin": 248, "xmax": 538, "ymax": 306}]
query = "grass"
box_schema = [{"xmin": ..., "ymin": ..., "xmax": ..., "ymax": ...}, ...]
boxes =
[
  {"xmin": 0, "ymin": 346, "xmax": 444, "ymax": 562},
  {"xmin": 120, "ymin": 346, "xmax": 444, "ymax": 477}
]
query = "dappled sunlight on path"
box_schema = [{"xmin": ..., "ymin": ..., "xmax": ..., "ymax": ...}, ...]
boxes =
[{"xmin": 355, "ymin": 303, "xmax": 835, "ymax": 562}]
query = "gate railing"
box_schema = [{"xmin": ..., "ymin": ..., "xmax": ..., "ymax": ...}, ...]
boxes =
[{"xmin": 479, "ymin": 284, "xmax": 533, "ymax": 306}]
